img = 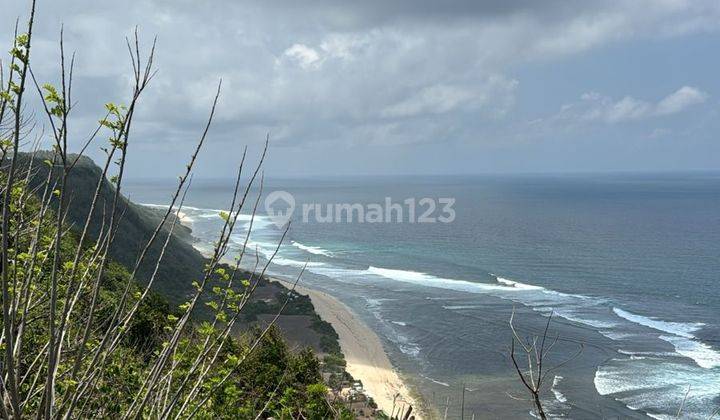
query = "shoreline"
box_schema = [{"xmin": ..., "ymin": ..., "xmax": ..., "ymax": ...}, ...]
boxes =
[
  {"xmin": 164, "ymin": 207, "xmax": 423, "ymax": 417},
  {"xmin": 277, "ymin": 279, "xmax": 422, "ymax": 419}
]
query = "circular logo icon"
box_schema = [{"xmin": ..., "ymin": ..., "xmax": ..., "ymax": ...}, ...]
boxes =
[{"xmin": 264, "ymin": 190, "xmax": 295, "ymax": 228}]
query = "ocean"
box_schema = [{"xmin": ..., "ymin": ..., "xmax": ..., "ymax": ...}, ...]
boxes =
[{"xmin": 125, "ymin": 173, "xmax": 720, "ymax": 419}]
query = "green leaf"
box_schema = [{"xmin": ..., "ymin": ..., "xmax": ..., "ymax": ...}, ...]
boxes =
[{"xmin": 15, "ymin": 34, "xmax": 29, "ymax": 47}]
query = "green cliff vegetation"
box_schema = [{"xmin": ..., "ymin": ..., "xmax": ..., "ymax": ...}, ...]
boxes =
[{"xmin": 14, "ymin": 151, "xmax": 210, "ymax": 306}]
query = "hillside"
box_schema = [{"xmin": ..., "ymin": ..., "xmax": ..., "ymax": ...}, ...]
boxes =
[
  {"xmin": 17, "ymin": 151, "xmax": 205, "ymax": 304},
  {"xmin": 13, "ymin": 152, "xmax": 340, "ymax": 354}
]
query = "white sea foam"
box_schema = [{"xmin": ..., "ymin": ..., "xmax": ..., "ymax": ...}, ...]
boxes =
[
  {"xmin": 617, "ymin": 349, "xmax": 676, "ymax": 358},
  {"xmin": 181, "ymin": 205, "xmax": 225, "ymax": 213},
  {"xmin": 240, "ymin": 214, "xmax": 274, "ymax": 231},
  {"xmin": 142, "ymin": 203, "xmax": 274, "ymax": 232},
  {"xmin": 196, "ymin": 211, "xmax": 222, "ymax": 219},
  {"xmin": 298, "ymin": 265, "xmax": 718, "ymax": 418},
  {"xmin": 442, "ymin": 305, "xmax": 485, "ymax": 310},
  {"xmin": 420, "ymin": 374, "xmax": 450, "ymax": 387},
  {"xmin": 307, "ymin": 265, "xmax": 367, "ymax": 282},
  {"xmin": 176, "ymin": 211, "xmax": 192, "ymax": 224},
  {"xmin": 594, "ymin": 357, "xmax": 720, "ymax": 419},
  {"xmin": 496, "ymin": 277, "xmax": 544, "ymax": 290},
  {"xmin": 551, "ymin": 376, "xmax": 568, "ymax": 403},
  {"xmin": 658, "ymin": 335, "xmax": 720, "ymax": 369},
  {"xmin": 140, "ymin": 203, "xmax": 197, "ymax": 224},
  {"xmin": 273, "ymin": 257, "xmax": 326, "ymax": 268},
  {"xmin": 365, "ymin": 266, "xmax": 528, "ymax": 293},
  {"xmin": 365, "ymin": 298, "xmax": 395, "ymax": 307},
  {"xmin": 549, "ymin": 308, "xmax": 618, "ymax": 329},
  {"xmin": 139, "ymin": 203, "xmax": 174, "ymax": 210},
  {"xmin": 397, "ymin": 342, "xmax": 421, "ymax": 357},
  {"xmin": 365, "ymin": 263, "xmax": 720, "ymax": 416},
  {"xmin": 245, "ymin": 240, "xmax": 326, "ymax": 268},
  {"xmin": 594, "ymin": 364, "xmax": 642, "ymax": 396},
  {"xmin": 291, "ymin": 241, "xmax": 333, "ymax": 256},
  {"xmin": 612, "ymin": 308, "xmax": 703, "ymax": 339},
  {"xmin": 365, "ymin": 267, "xmax": 629, "ymax": 338},
  {"xmin": 367, "ymin": 267, "xmax": 629, "ymax": 333},
  {"xmin": 594, "ymin": 309, "xmax": 720, "ymax": 416},
  {"xmin": 364, "ymin": 296, "xmax": 421, "ymax": 359},
  {"xmin": 183, "ymin": 206, "xmax": 273, "ymax": 231},
  {"xmin": 598, "ymin": 331, "xmax": 637, "ymax": 341},
  {"xmin": 147, "ymin": 204, "xmax": 226, "ymax": 215}
]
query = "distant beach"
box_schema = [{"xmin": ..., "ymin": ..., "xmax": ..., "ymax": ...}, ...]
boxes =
[
  {"xmin": 277, "ymin": 279, "xmax": 422, "ymax": 419},
  {"xmin": 147, "ymin": 201, "xmax": 422, "ymax": 417}
]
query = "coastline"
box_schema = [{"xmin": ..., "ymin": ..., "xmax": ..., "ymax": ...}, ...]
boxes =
[
  {"xmin": 164, "ymin": 206, "xmax": 422, "ymax": 417},
  {"xmin": 276, "ymin": 279, "xmax": 422, "ymax": 419}
]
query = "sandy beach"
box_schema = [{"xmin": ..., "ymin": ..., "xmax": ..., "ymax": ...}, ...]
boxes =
[{"xmin": 277, "ymin": 279, "xmax": 421, "ymax": 418}]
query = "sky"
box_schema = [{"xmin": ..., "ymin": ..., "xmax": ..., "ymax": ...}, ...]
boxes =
[{"xmin": 2, "ymin": 0, "xmax": 720, "ymax": 178}]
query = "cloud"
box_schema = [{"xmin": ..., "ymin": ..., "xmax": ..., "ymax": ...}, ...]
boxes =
[
  {"xmin": 282, "ymin": 44, "xmax": 322, "ymax": 69},
  {"xmin": 648, "ymin": 127, "xmax": 672, "ymax": 139},
  {"xmin": 557, "ymin": 86, "xmax": 709, "ymax": 124},
  {"xmin": 381, "ymin": 84, "xmax": 477, "ymax": 118},
  {"xmin": 2, "ymin": 0, "xmax": 719, "ymax": 175},
  {"xmin": 381, "ymin": 77, "xmax": 518, "ymax": 119},
  {"xmin": 656, "ymin": 86, "xmax": 709, "ymax": 115}
]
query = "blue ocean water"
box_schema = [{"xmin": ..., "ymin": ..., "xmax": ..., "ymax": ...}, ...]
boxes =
[{"xmin": 126, "ymin": 173, "xmax": 720, "ymax": 419}]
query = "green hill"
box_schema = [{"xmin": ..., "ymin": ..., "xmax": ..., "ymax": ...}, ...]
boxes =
[
  {"xmin": 14, "ymin": 151, "xmax": 340, "ymax": 354},
  {"xmin": 17, "ymin": 151, "xmax": 206, "ymax": 304}
]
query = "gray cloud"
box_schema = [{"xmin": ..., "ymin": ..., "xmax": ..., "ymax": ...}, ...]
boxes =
[
  {"xmin": 555, "ymin": 86, "xmax": 709, "ymax": 124},
  {"xmin": 2, "ymin": 0, "xmax": 719, "ymax": 176}
]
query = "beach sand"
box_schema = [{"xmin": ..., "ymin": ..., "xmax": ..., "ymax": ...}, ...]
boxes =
[{"xmin": 277, "ymin": 279, "xmax": 421, "ymax": 419}]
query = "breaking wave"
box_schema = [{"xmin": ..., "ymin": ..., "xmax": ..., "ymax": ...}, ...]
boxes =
[
  {"xmin": 359, "ymin": 264, "xmax": 719, "ymax": 417},
  {"xmin": 612, "ymin": 308, "xmax": 703, "ymax": 339},
  {"xmin": 291, "ymin": 241, "xmax": 333, "ymax": 256}
]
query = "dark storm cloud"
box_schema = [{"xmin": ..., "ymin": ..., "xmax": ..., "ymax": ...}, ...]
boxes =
[{"xmin": 256, "ymin": 0, "xmax": 592, "ymax": 29}]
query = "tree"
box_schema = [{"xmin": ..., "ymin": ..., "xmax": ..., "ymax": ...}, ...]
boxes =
[{"xmin": 508, "ymin": 309, "xmax": 583, "ymax": 419}]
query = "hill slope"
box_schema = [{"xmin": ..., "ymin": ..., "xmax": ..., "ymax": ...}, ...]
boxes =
[
  {"xmin": 12, "ymin": 151, "xmax": 342, "ymax": 355},
  {"xmin": 17, "ymin": 151, "xmax": 207, "ymax": 304}
]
